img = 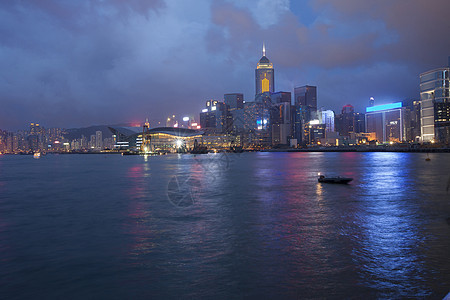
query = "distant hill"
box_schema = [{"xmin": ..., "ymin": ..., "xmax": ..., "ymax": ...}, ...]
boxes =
[{"xmin": 63, "ymin": 125, "xmax": 139, "ymax": 140}]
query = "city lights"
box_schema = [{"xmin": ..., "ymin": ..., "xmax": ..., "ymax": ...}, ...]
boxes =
[{"xmin": 366, "ymin": 102, "xmax": 402, "ymax": 113}]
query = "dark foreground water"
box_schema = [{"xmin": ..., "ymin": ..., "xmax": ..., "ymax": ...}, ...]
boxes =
[{"xmin": 1, "ymin": 152, "xmax": 450, "ymax": 299}]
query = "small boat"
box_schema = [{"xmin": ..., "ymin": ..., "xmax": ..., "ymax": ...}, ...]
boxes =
[
  {"xmin": 425, "ymin": 153, "xmax": 431, "ymax": 161},
  {"xmin": 33, "ymin": 152, "xmax": 41, "ymax": 159},
  {"xmin": 190, "ymin": 139, "xmax": 208, "ymax": 154},
  {"xmin": 318, "ymin": 174, "xmax": 353, "ymax": 184}
]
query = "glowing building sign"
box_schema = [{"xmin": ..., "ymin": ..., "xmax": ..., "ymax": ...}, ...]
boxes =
[{"xmin": 366, "ymin": 102, "xmax": 402, "ymax": 113}]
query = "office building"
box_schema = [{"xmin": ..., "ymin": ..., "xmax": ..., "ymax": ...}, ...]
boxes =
[
  {"xmin": 199, "ymin": 100, "xmax": 228, "ymax": 132},
  {"xmin": 271, "ymin": 101, "xmax": 291, "ymax": 145},
  {"xmin": 319, "ymin": 110, "xmax": 335, "ymax": 134},
  {"xmin": 355, "ymin": 112, "xmax": 366, "ymax": 134},
  {"xmin": 271, "ymin": 91, "xmax": 291, "ymax": 104},
  {"xmin": 365, "ymin": 102, "xmax": 406, "ymax": 143},
  {"xmin": 420, "ymin": 64, "xmax": 450, "ymax": 143},
  {"xmin": 224, "ymin": 93, "xmax": 244, "ymax": 110},
  {"xmin": 294, "ymin": 85, "xmax": 317, "ymax": 122},
  {"xmin": 255, "ymin": 44, "xmax": 274, "ymax": 95}
]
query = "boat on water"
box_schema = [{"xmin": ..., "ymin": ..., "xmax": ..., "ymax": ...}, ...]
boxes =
[
  {"xmin": 190, "ymin": 139, "xmax": 208, "ymax": 154},
  {"xmin": 33, "ymin": 152, "xmax": 41, "ymax": 159},
  {"xmin": 318, "ymin": 174, "xmax": 353, "ymax": 184}
]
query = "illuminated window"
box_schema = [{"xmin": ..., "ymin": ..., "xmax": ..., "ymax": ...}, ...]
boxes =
[{"xmin": 261, "ymin": 77, "xmax": 270, "ymax": 93}]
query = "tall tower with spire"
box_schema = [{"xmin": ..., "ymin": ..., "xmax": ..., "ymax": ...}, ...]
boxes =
[{"xmin": 255, "ymin": 43, "xmax": 274, "ymax": 95}]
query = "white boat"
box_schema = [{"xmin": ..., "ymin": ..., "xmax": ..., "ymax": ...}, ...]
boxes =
[{"xmin": 33, "ymin": 152, "xmax": 41, "ymax": 159}]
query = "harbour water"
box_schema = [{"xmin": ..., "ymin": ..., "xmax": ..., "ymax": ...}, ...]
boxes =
[{"xmin": 1, "ymin": 152, "xmax": 450, "ymax": 299}]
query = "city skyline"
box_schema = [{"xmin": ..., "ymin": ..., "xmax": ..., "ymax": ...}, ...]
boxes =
[{"xmin": 1, "ymin": 1, "xmax": 450, "ymax": 130}]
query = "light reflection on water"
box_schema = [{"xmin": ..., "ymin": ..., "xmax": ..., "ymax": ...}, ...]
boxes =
[
  {"xmin": 0, "ymin": 153, "xmax": 450, "ymax": 299},
  {"xmin": 354, "ymin": 152, "xmax": 428, "ymax": 296}
]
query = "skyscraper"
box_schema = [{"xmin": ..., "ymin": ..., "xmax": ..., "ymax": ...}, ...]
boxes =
[
  {"xmin": 320, "ymin": 110, "xmax": 335, "ymax": 133},
  {"xmin": 224, "ymin": 93, "xmax": 244, "ymax": 110},
  {"xmin": 294, "ymin": 85, "xmax": 317, "ymax": 121},
  {"xmin": 271, "ymin": 91, "xmax": 291, "ymax": 104},
  {"xmin": 366, "ymin": 102, "xmax": 406, "ymax": 143},
  {"xmin": 96, "ymin": 131, "xmax": 103, "ymax": 150},
  {"xmin": 255, "ymin": 43, "xmax": 274, "ymax": 95},
  {"xmin": 420, "ymin": 65, "xmax": 450, "ymax": 143}
]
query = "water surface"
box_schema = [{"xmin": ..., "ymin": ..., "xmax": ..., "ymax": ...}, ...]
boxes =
[{"xmin": 1, "ymin": 152, "xmax": 450, "ymax": 299}]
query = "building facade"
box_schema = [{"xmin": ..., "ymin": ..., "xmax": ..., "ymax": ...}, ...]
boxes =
[
  {"xmin": 255, "ymin": 44, "xmax": 274, "ymax": 95},
  {"xmin": 294, "ymin": 85, "xmax": 317, "ymax": 122},
  {"xmin": 420, "ymin": 67, "xmax": 450, "ymax": 143},
  {"xmin": 365, "ymin": 102, "xmax": 406, "ymax": 143},
  {"xmin": 199, "ymin": 100, "xmax": 228, "ymax": 132},
  {"xmin": 320, "ymin": 110, "xmax": 335, "ymax": 134}
]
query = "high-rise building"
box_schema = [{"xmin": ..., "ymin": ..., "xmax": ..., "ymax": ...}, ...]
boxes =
[
  {"xmin": 354, "ymin": 112, "xmax": 366, "ymax": 134},
  {"xmin": 336, "ymin": 104, "xmax": 355, "ymax": 136},
  {"xmin": 271, "ymin": 91, "xmax": 291, "ymax": 104},
  {"xmin": 255, "ymin": 44, "xmax": 274, "ymax": 95},
  {"xmin": 199, "ymin": 100, "xmax": 227, "ymax": 132},
  {"xmin": 271, "ymin": 101, "xmax": 291, "ymax": 145},
  {"xmin": 420, "ymin": 64, "xmax": 450, "ymax": 143},
  {"xmin": 294, "ymin": 85, "xmax": 317, "ymax": 121},
  {"xmin": 96, "ymin": 131, "xmax": 103, "ymax": 150},
  {"xmin": 365, "ymin": 102, "xmax": 407, "ymax": 143},
  {"xmin": 320, "ymin": 110, "xmax": 335, "ymax": 133},
  {"xmin": 243, "ymin": 100, "xmax": 271, "ymax": 146},
  {"xmin": 224, "ymin": 93, "xmax": 244, "ymax": 110},
  {"xmin": 291, "ymin": 105, "xmax": 308, "ymax": 146},
  {"xmin": 405, "ymin": 99, "xmax": 421, "ymax": 142}
]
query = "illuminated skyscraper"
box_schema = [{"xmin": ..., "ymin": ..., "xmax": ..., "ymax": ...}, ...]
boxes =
[
  {"xmin": 420, "ymin": 65, "xmax": 450, "ymax": 143},
  {"xmin": 320, "ymin": 110, "xmax": 335, "ymax": 133},
  {"xmin": 255, "ymin": 43, "xmax": 274, "ymax": 95},
  {"xmin": 365, "ymin": 102, "xmax": 406, "ymax": 143}
]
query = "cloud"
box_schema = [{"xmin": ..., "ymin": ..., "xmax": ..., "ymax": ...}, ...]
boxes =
[{"xmin": 0, "ymin": 0, "xmax": 449, "ymax": 130}]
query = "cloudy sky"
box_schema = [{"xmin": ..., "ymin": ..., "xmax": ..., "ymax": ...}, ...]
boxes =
[{"xmin": 1, "ymin": 0, "xmax": 449, "ymax": 130}]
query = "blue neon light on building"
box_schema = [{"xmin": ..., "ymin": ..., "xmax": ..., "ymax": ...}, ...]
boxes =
[{"xmin": 366, "ymin": 102, "xmax": 402, "ymax": 113}]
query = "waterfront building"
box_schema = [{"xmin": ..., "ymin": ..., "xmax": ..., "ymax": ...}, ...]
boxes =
[
  {"xmin": 308, "ymin": 120, "xmax": 326, "ymax": 145},
  {"xmin": 255, "ymin": 44, "xmax": 274, "ymax": 95},
  {"xmin": 242, "ymin": 99, "xmax": 271, "ymax": 147},
  {"xmin": 420, "ymin": 64, "xmax": 450, "ymax": 143},
  {"xmin": 201, "ymin": 133, "xmax": 241, "ymax": 150},
  {"xmin": 406, "ymin": 99, "xmax": 421, "ymax": 142},
  {"xmin": 319, "ymin": 110, "xmax": 335, "ymax": 134},
  {"xmin": 199, "ymin": 100, "xmax": 228, "ymax": 132},
  {"xmin": 291, "ymin": 105, "xmax": 308, "ymax": 146},
  {"xmin": 355, "ymin": 112, "xmax": 366, "ymax": 134},
  {"xmin": 365, "ymin": 102, "xmax": 407, "ymax": 143},
  {"xmin": 335, "ymin": 105, "xmax": 365, "ymax": 136},
  {"xmin": 223, "ymin": 93, "xmax": 243, "ymax": 133},
  {"xmin": 111, "ymin": 127, "xmax": 203, "ymax": 153},
  {"xmin": 294, "ymin": 85, "xmax": 317, "ymax": 121},
  {"xmin": 336, "ymin": 104, "xmax": 355, "ymax": 136},
  {"xmin": 292, "ymin": 85, "xmax": 317, "ymax": 146},
  {"xmin": 271, "ymin": 101, "xmax": 291, "ymax": 145}
]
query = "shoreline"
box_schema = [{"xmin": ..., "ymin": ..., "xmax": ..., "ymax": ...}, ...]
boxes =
[{"xmin": 3, "ymin": 147, "xmax": 450, "ymax": 155}]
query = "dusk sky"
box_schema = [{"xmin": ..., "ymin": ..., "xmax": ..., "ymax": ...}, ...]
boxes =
[{"xmin": 1, "ymin": 0, "xmax": 450, "ymax": 130}]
